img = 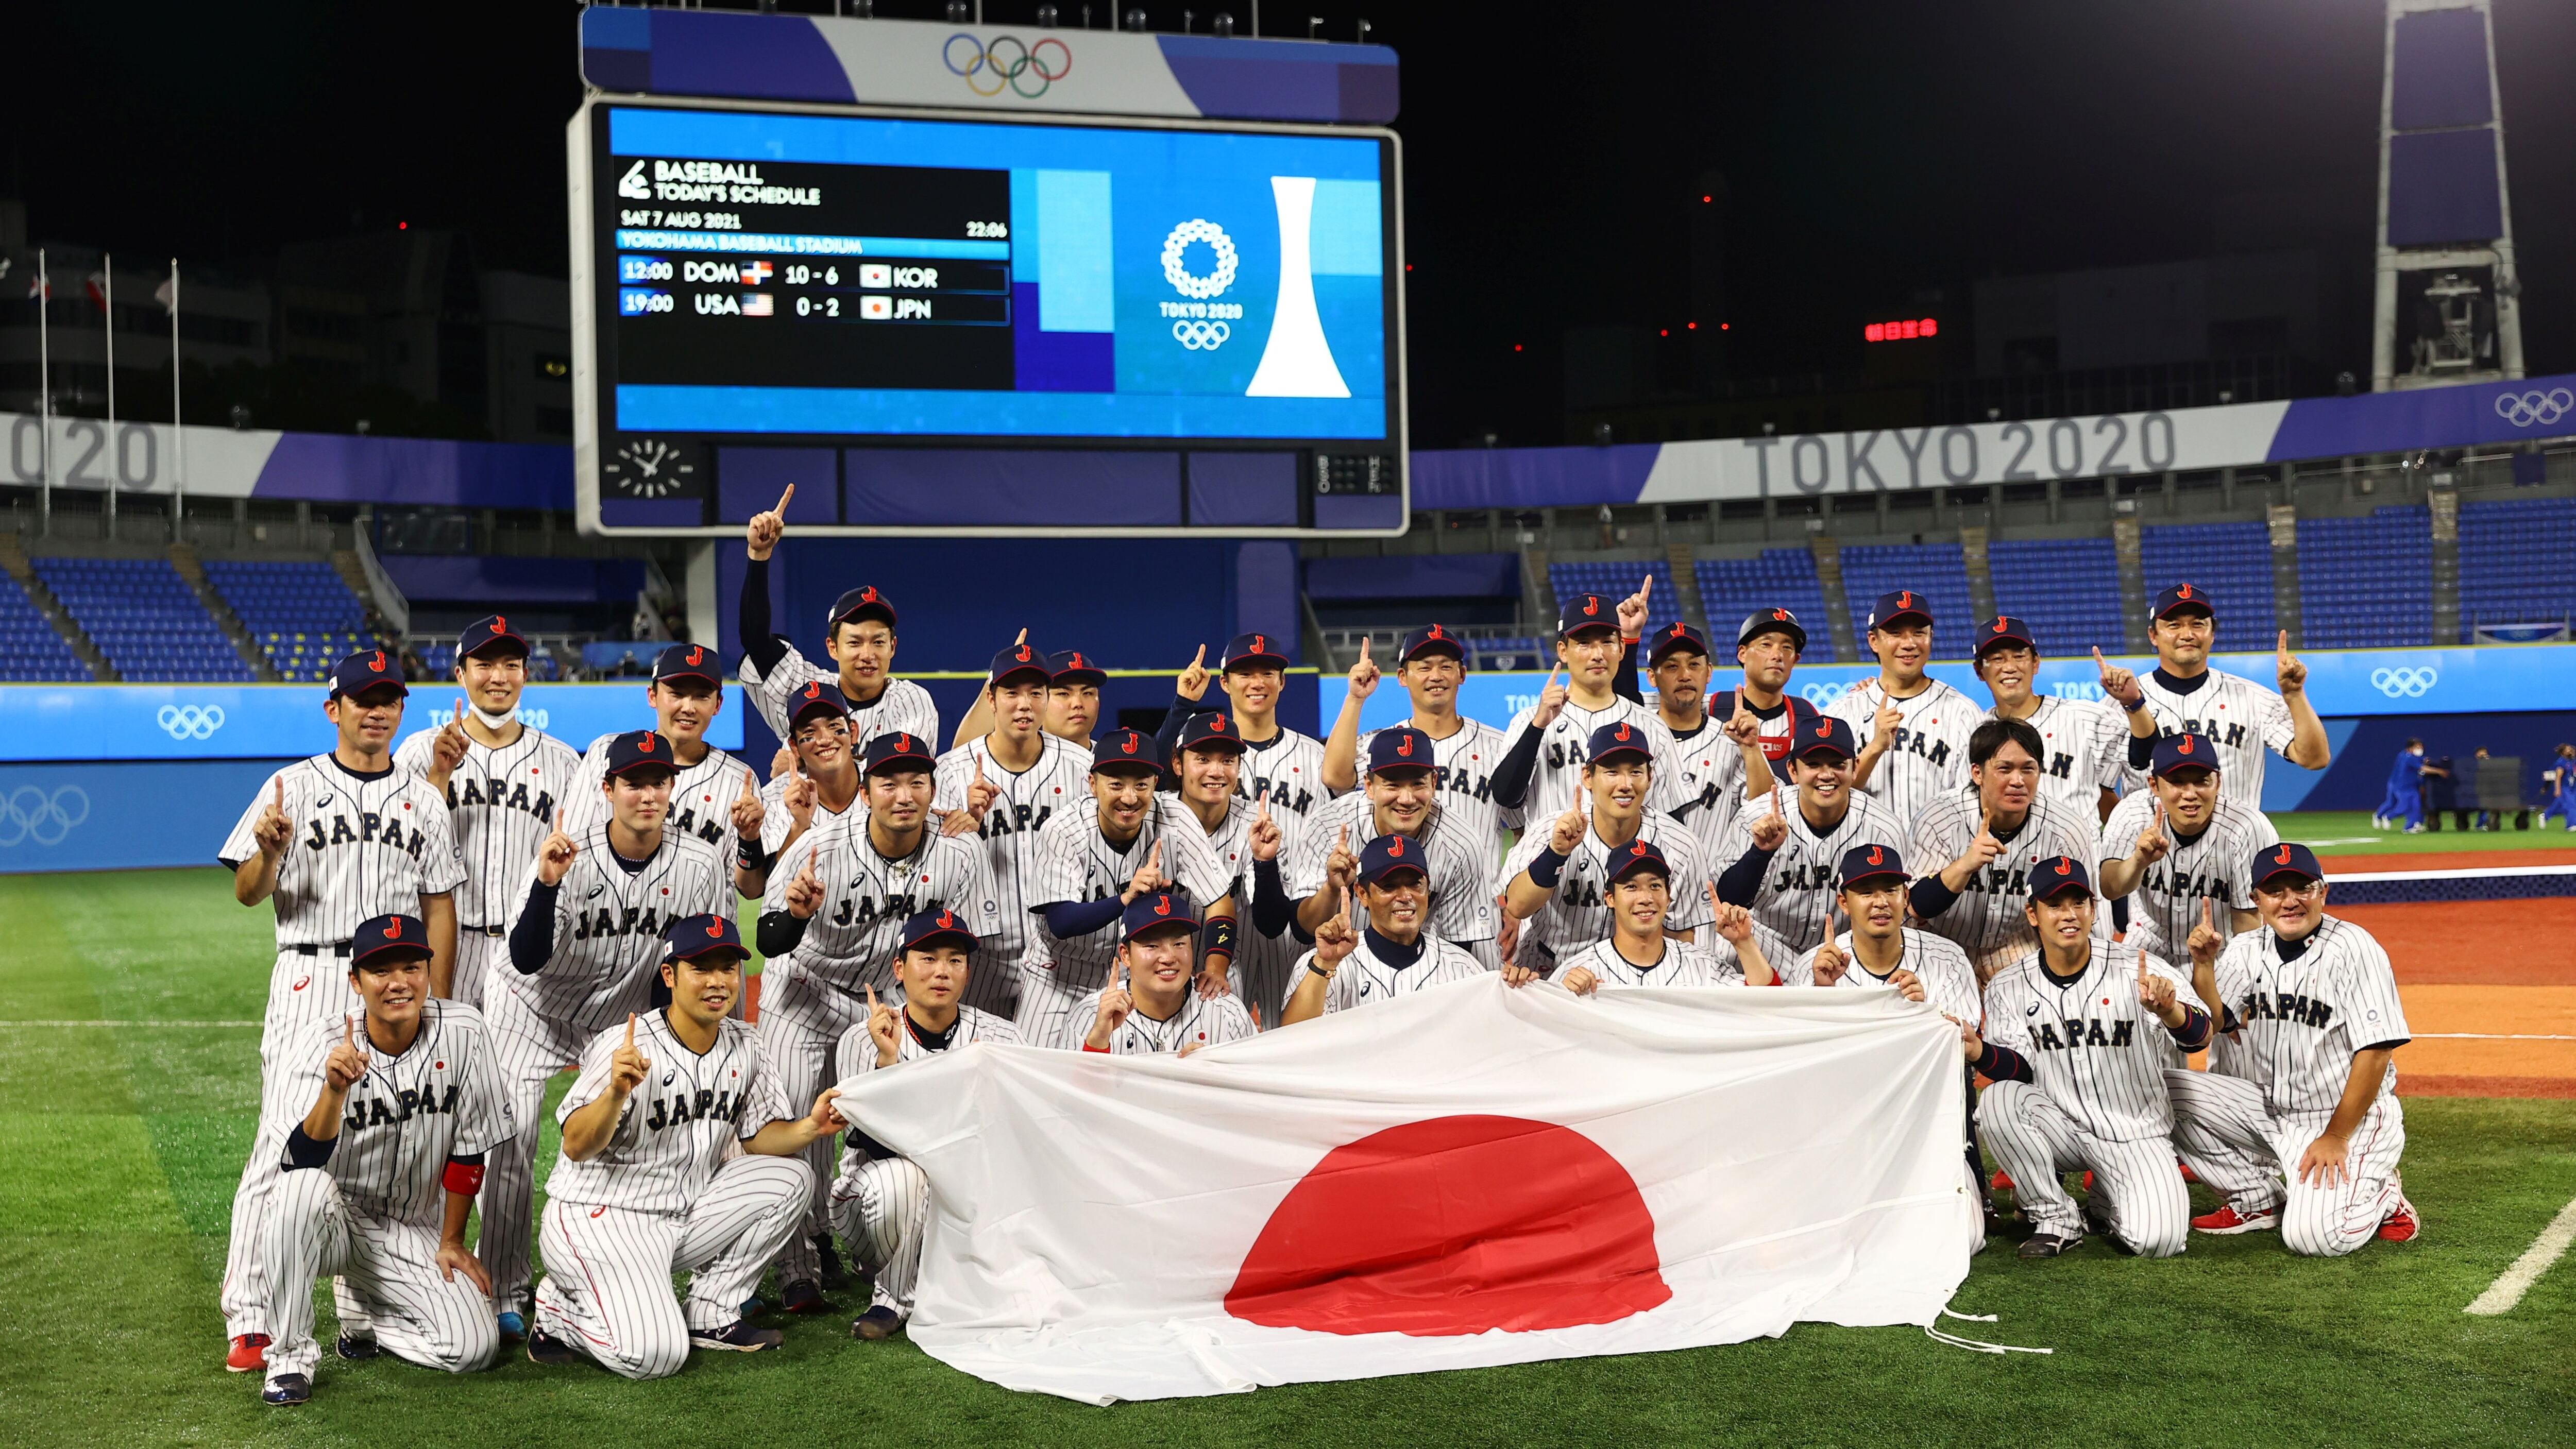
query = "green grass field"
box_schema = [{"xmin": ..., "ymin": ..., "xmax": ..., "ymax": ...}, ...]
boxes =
[
  {"xmin": 5, "ymin": 865, "xmax": 2572, "ymax": 1448},
  {"xmin": 2282, "ymin": 809, "xmax": 2576, "ymax": 857}
]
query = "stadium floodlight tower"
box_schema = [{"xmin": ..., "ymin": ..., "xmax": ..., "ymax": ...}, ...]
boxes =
[{"xmin": 2370, "ymin": 0, "xmax": 2523, "ymax": 392}]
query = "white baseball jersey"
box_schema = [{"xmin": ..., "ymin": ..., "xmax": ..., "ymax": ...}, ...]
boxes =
[
  {"xmin": 498, "ymin": 825, "xmax": 732, "ymax": 1033},
  {"xmin": 762, "ymin": 811, "xmax": 989, "ymax": 986},
  {"xmin": 1497, "ymin": 810, "xmax": 1716, "ymax": 960},
  {"xmin": 1987, "ymin": 696, "xmax": 2126, "ymax": 825},
  {"xmin": 1554, "ymin": 920, "xmax": 1798, "ymax": 989},
  {"xmin": 1291, "ymin": 932, "xmax": 1486, "ymax": 1016},
  {"xmin": 1827, "ymin": 677, "xmax": 1982, "ymax": 827},
  {"xmin": 546, "ymin": 1011, "xmax": 793, "ymax": 1216},
  {"xmin": 1981, "ymin": 941, "xmax": 2206, "ymax": 1141},
  {"xmin": 395, "ymin": 726, "xmax": 583, "ymax": 927},
  {"xmin": 2209, "ymin": 916, "xmax": 2411, "ymax": 1116},
  {"xmin": 832, "ymin": 1005, "xmax": 1020, "ymax": 1165},
  {"xmin": 1055, "ymin": 989, "xmax": 1258, "ymax": 1053},
  {"xmin": 1285, "ymin": 793, "xmax": 1496, "ymax": 947},
  {"xmin": 1501, "ymin": 696, "xmax": 1686, "ymax": 823},
  {"xmin": 2095, "ymin": 791, "xmax": 2279, "ymax": 958},
  {"xmin": 1669, "ymin": 691, "xmax": 1811, "ymax": 858},
  {"xmin": 262, "ymin": 1000, "xmax": 516, "ymax": 1225},
  {"xmin": 1235, "ymin": 724, "xmax": 1333, "ymax": 825},
  {"xmin": 220, "ymin": 757, "xmax": 465, "ymax": 947},
  {"xmin": 2130, "ymin": 667, "xmax": 2298, "ymax": 814},
  {"xmin": 755, "ymin": 772, "xmax": 857, "ymax": 855},
  {"xmin": 1023, "ymin": 795, "xmax": 1234, "ymax": 988},
  {"xmin": 563, "ymin": 735, "xmax": 750, "ymax": 868},
  {"xmin": 1808, "ymin": 928, "xmax": 1983, "ymax": 1022},
  {"xmin": 1363, "ymin": 715, "xmax": 1515, "ymax": 863},
  {"xmin": 740, "ymin": 642, "xmax": 940, "ymax": 757},
  {"xmin": 1715, "ymin": 791, "xmax": 1909, "ymax": 956},
  {"xmin": 1906, "ymin": 788, "xmax": 2102, "ymax": 967},
  {"xmin": 931, "ymin": 732, "xmax": 1093, "ymax": 968}
]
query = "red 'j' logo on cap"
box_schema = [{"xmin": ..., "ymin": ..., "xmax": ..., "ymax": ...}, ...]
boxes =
[
  {"xmin": 2179, "ymin": 736, "xmax": 2196, "ymax": 755},
  {"xmin": 1397, "ymin": 733, "xmax": 1416, "ymax": 757},
  {"xmin": 1866, "ymin": 845, "xmax": 1883, "ymax": 866},
  {"xmin": 895, "ymin": 733, "xmax": 911, "ymax": 752},
  {"xmin": 1389, "ymin": 837, "xmax": 1406, "ymax": 858},
  {"xmin": 493, "ymin": 615, "xmax": 507, "ymax": 634},
  {"xmin": 1154, "ymin": 895, "xmax": 1172, "ymax": 916},
  {"xmin": 385, "ymin": 918, "xmax": 402, "ymax": 939},
  {"xmin": 1213, "ymin": 714, "xmax": 1229, "ymax": 732},
  {"xmin": 1122, "ymin": 734, "xmax": 1138, "ymax": 755},
  {"xmin": 804, "ymin": 681, "xmax": 822, "ymax": 700},
  {"xmin": 1772, "ymin": 609, "xmax": 1789, "ymax": 622},
  {"xmin": 2276, "ymin": 844, "xmax": 2293, "ymax": 864},
  {"xmin": 1630, "ymin": 840, "xmax": 1648, "ymax": 858},
  {"xmin": 1428, "ymin": 624, "xmax": 1445, "ymax": 640},
  {"xmin": 2178, "ymin": 584, "xmax": 2195, "ymax": 600},
  {"xmin": 706, "ymin": 918, "xmax": 724, "ymax": 939},
  {"xmin": 1899, "ymin": 591, "xmax": 1914, "ymax": 609},
  {"xmin": 1993, "ymin": 619, "xmax": 2008, "ymax": 634},
  {"xmin": 860, "ymin": 586, "xmax": 878, "ymax": 604},
  {"xmin": 937, "ymin": 909, "xmax": 954, "ymax": 930},
  {"xmin": 637, "ymin": 734, "xmax": 655, "ymax": 754},
  {"xmin": 1582, "ymin": 598, "xmax": 1599, "ymax": 616},
  {"xmin": 1015, "ymin": 644, "xmax": 1032, "ymax": 662},
  {"xmin": 1671, "ymin": 622, "xmax": 1685, "ymax": 637},
  {"xmin": 686, "ymin": 646, "xmax": 703, "ymax": 666},
  {"xmin": 1815, "ymin": 722, "xmax": 1832, "ymax": 738},
  {"xmin": 1614, "ymin": 723, "xmax": 1631, "ymax": 742},
  {"xmin": 369, "ymin": 651, "xmax": 386, "ymax": 673},
  {"xmin": 2055, "ymin": 859, "xmax": 2072, "ymax": 876}
]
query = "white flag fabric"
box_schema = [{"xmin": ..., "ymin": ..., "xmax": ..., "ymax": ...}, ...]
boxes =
[{"xmin": 834, "ymin": 975, "xmax": 1973, "ymax": 1404}]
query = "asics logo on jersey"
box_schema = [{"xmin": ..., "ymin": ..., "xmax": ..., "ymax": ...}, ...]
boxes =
[
  {"xmin": 2371, "ymin": 667, "xmax": 2437, "ymax": 698},
  {"xmin": 158, "ymin": 704, "xmax": 225, "ymax": 740},
  {"xmin": 2494, "ymin": 388, "xmax": 2574, "ymax": 428}
]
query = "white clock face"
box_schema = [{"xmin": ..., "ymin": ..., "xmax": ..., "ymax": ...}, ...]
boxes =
[{"xmin": 606, "ymin": 438, "xmax": 697, "ymax": 497}]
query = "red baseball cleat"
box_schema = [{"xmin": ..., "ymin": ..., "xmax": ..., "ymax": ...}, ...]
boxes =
[
  {"xmin": 2378, "ymin": 1197, "xmax": 2420, "ymax": 1243},
  {"xmin": 226, "ymin": 1334, "xmax": 272, "ymax": 1373},
  {"xmin": 2080, "ymin": 1171, "xmax": 2095, "ymax": 1191},
  {"xmin": 1989, "ymin": 1170, "xmax": 2015, "ymax": 1192},
  {"xmin": 2192, "ymin": 1203, "xmax": 2279, "ymax": 1235},
  {"xmin": 2178, "ymin": 1160, "xmax": 2199, "ymax": 1184}
]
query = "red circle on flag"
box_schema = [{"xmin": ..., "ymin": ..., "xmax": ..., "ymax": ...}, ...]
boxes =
[{"xmin": 1224, "ymin": 1115, "xmax": 1670, "ymax": 1337}]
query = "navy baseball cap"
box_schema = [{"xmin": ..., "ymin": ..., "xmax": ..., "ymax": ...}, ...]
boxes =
[
  {"xmin": 456, "ymin": 615, "xmax": 527, "ymax": 660},
  {"xmin": 988, "ymin": 640, "xmax": 1052, "ymax": 689},
  {"xmin": 603, "ymin": 729, "xmax": 677, "ymax": 779},
  {"xmin": 785, "ymin": 679, "xmax": 847, "ymax": 731},
  {"xmin": 1121, "ymin": 890, "xmax": 1199, "ymax": 942},
  {"xmin": 2029, "ymin": 855, "xmax": 2093, "ymax": 902},
  {"xmin": 2151, "ymin": 732, "xmax": 2223, "ymax": 778},
  {"xmin": 1836, "ymin": 844, "xmax": 1907, "ymax": 891},
  {"xmin": 1605, "ymin": 836, "xmax": 1672, "ymax": 885},
  {"xmin": 1866, "ymin": 590, "xmax": 1932, "ymax": 633},
  {"xmin": 2251, "ymin": 842, "xmax": 2324, "ymax": 888},
  {"xmin": 663, "ymin": 912, "xmax": 749, "ymax": 963},
  {"xmin": 1974, "ymin": 616, "xmax": 2036, "ymax": 658},
  {"xmin": 1790, "ymin": 714, "xmax": 1859, "ymax": 761},
  {"xmin": 650, "ymin": 643, "xmax": 721, "ymax": 687},
  {"xmin": 1647, "ymin": 619, "xmax": 1709, "ymax": 666},
  {"xmin": 328, "ymin": 649, "xmax": 408, "ymax": 701},
  {"xmin": 1737, "ymin": 606, "xmax": 1809, "ymax": 653},
  {"xmin": 1399, "ymin": 623, "xmax": 1467, "ymax": 662},
  {"xmin": 2153, "ymin": 582, "xmax": 2214, "ymax": 620},
  {"xmin": 1557, "ymin": 593, "xmax": 1617, "ymax": 638},
  {"xmin": 1357, "ymin": 833, "xmax": 1429, "ymax": 887},
  {"xmin": 1368, "ymin": 725, "xmax": 1435, "ymax": 774},
  {"xmin": 828, "ymin": 585, "xmax": 897, "ymax": 632},
  {"xmin": 1049, "ymin": 650, "xmax": 1107, "ymax": 687},
  {"xmin": 1177, "ymin": 711, "xmax": 1245, "ymax": 755},
  {"xmin": 1092, "ymin": 728, "xmax": 1164, "ymax": 773},
  {"xmin": 351, "ymin": 913, "xmax": 432, "ymax": 967},
  {"xmin": 898, "ymin": 907, "xmax": 978, "ymax": 957},
  {"xmin": 862, "ymin": 730, "xmax": 937, "ymax": 777},
  {"xmin": 1587, "ymin": 719, "xmax": 1654, "ymax": 766},
  {"xmin": 1222, "ymin": 633, "xmax": 1290, "ymax": 671}
]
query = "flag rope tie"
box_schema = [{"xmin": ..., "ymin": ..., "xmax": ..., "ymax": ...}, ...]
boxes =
[{"xmin": 1924, "ymin": 1304, "xmax": 2053, "ymax": 1355}]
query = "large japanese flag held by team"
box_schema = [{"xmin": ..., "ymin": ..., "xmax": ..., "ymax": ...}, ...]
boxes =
[{"xmin": 834, "ymin": 975, "xmax": 1972, "ymax": 1404}]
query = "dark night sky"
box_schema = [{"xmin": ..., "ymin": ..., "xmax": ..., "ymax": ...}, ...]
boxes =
[{"xmin": 13, "ymin": 1, "xmax": 2572, "ymax": 447}]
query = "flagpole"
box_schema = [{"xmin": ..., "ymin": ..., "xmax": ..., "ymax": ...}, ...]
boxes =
[
  {"xmin": 170, "ymin": 259, "xmax": 184, "ymax": 543},
  {"xmin": 103, "ymin": 253, "xmax": 117, "ymax": 539},
  {"xmin": 36, "ymin": 248, "xmax": 48, "ymax": 537}
]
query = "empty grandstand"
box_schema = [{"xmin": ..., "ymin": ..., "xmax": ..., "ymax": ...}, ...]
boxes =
[
  {"xmin": 1987, "ymin": 536, "xmax": 2128, "ymax": 658},
  {"xmin": 205, "ymin": 561, "xmax": 383, "ymax": 683},
  {"xmin": 2458, "ymin": 495, "xmax": 2576, "ymax": 641},
  {"xmin": 1836, "ymin": 542, "xmax": 1977, "ymax": 657},
  {"xmin": 0, "ymin": 576, "xmax": 87, "ymax": 681},
  {"xmin": 1694, "ymin": 549, "xmax": 1830, "ymax": 643},
  {"xmin": 32, "ymin": 558, "xmax": 253, "ymax": 684},
  {"xmin": 1547, "ymin": 559, "xmax": 1682, "ymax": 636},
  {"xmin": 2298, "ymin": 505, "xmax": 2432, "ymax": 650},
  {"xmin": 2140, "ymin": 522, "xmax": 2277, "ymax": 651}
]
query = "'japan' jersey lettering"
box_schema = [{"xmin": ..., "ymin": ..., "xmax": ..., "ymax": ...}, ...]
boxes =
[
  {"xmin": 1982, "ymin": 941, "xmax": 2206, "ymax": 1141},
  {"xmin": 1825, "ymin": 677, "xmax": 1982, "ymax": 828},
  {"xmin": 265, "ymin": 1001, "xmax": 515, "ymax": 1225},
  {"xmin": 2095, "ymin": 791, "xmax": 2279, "ymax": 960},
  {"xmin": 2210, "ymin": 916, "xmax": 2411, "ymax": 1116},
  {"xmin": 1985, "ymin": 695, "xmax": 2126, "ymax": 825},
  {"xmin": 395, "ymin": 725, "xmax": 582, "ymax": 927},
  {"xmin": 931, "ymin": 733, "xmax": 1092, "ymax": 967},
  {"xmin": 501, "ymin": 825, "xmax": 732, "ymax": 1032},
  {"xmin": 2129, "ymin": 668, "xmax": 2297, "ymax": 815},
  {"xmin": 547, "ymin": 1011, "xmax": 792, "ymax": 1216},
  {"xmin": 219, "ymin": 756, "xmax": 465, "ymax": 947},
  {"xmin": 1907, "ymin": 788, "xmax": 2100, "ymax": 966}
]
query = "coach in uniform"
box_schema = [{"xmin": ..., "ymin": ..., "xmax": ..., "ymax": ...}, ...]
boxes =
[
  {"xmin": 217, "ymin": 649, "xmax": 463, "ymax": 1375},
  {"xmin": 1907, "ymin": 718, "xmax": 2102, "ymax": 981},
  {"xmin": 1283, "ymin": 837, "xmax": 1486, "ymax": 1022},
  {"xmin": 1829, "ymin": 591, "xmax": 1984, "ymax": 827},
  {"xmin": 2122, "ymin": 583, "xmax": 2330, "ymax": 813},
  {"xmin": 1714, "ymin": 717, "xmax": 1906, "ymax": 959},
  {"xmin": 736, "ymin": 485, "xmax": 940, "ymax": 755}
]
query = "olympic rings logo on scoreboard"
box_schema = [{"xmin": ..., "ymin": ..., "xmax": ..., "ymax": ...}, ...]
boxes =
[
  {"xmin": 0, "ymin": 786, "xmax": 89, "ymax": 848},
  {"xmin": 158, "ymin": 704, "xmax": 227, "ymax": 740},
  {"xmin": 1173, "ymin": 320, "xmax": 1231, "ymax": 350},
  {"xmin": 2493, "ymin": 388, "xmax": 2574, "ymax": 428},
  {"xmin": 942, "ymin": 33, "xmax": 1073, "ymax": 99},
  {"xmin": 2371, "ymin": 666, "xmax": 2438, "ymax": 698}
]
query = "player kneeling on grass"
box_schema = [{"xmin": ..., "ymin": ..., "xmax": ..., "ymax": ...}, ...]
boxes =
[
  {"xmin": 1070, "ymin": 891, "xmax": 1259, "ymax": 1053},
  {"xmin": 1973, "ymin": 857, "xmax": 2211, "ymax": 1260},
  {"xmin": 830, "ymin": 909, "xmax": 1021, "ymax": 1342},
  {"xmin": 525, "ymin": 916, "xmax": 845, "ymax": 1378},
  {"xmin": 1282, "ymin": 837, "xmax": 1485, "ymax": 1024},
  {"xmin": 1510, "ymin": 839, "xmax": 1787, "ymax": 991},
  {"xmin": 2166, "ymin": 844, "xmax": 2420, "ymax": 1254},
  {"xmin": 257, "ymin": 914, "xmax": 513, "ymax": 1407}
]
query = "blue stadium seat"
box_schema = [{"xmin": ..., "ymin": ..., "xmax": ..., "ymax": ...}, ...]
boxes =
[
  {"xmin": 0, "ymin": 575, "xmax": 90, "ymax": 680},
  {"xmin": 2458, "ymin": 496, "xmax": 2576, "ymax": 640},
  {"xmin": 2297, "ymin": 506, "xmax": 2431, "ymax": 650},
  {"xmin": 31, "ymin": 557, "xmax": 253, "ymax": 683},
  {"xmin": 1546, "ymin": 559, "xmax": 1682, "ymax": 637},
  {"xmin": 1695, "ymin": 549, "xmax": 1830, "ymax": 653},
  {"xmin": 2140, "ymin": 523, "xmax": 2277, "ymax": 652},
  {"xmin": 1987, "ymin": 537, "xmax": 2126, "ymax": 657},
  {"xmin": 1837, "ymin": 543, "xmax": 1977, "ymax": 658},
  {"xmin": 204, "ymin": 560, "xmax": 383, "ymax": 681}
]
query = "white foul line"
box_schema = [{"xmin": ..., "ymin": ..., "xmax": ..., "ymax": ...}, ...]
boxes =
[
  {"xmin": 2465, "ymin": 1195, "xmax": 2576, "ymax": 1316},
  {"xmin": 2411, "ymin": 1033, "xmax": 2576, "ymax": 1042},
  {"xmin": 0, "ymin": 1019, "xmax": 260, "ymax": 1028}
]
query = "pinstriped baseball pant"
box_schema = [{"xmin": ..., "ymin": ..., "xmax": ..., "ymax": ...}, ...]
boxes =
[
  {"xmin": 478, "ymin": 986, "xmax": 588, "ymax": 1317},
  {"xmin": 755, "ymin": 963, "xmax": 880, "ymax": 1290},
  {"xmin": 532, "ymin": 1155, "xmax": 811, "ymax": 1380},
  {"xmin": 2164, "ymin": 1068, "xmax": 2407, "ymax": 1256},
  {"xmin": 1977, "ymin": 1081, "xmax": 2189, "ymax": 1257},
  {"xmin": 222, "ymin": 949, "xmax": 363, "ymax": 1337},
  {"xmin": 450, "ymin": 928, "xmax": 509, "ymax": 1013},
  {"xmin": 261, "ymin": 1168, "xmax": 499, "ymax": 1384},
  {"xmin": 831, "ymin": 1155, "xmax": 931, "ymax": 1322}
]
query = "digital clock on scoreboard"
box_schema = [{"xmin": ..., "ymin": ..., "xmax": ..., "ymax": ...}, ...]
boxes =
[{"xmin": 569, "ymin": 98, "xmax": 1404, "ymax": 537}]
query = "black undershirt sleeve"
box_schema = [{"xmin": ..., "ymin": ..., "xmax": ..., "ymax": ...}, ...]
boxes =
[
  {"xmin": 1909, "ymin": 875, "xmax": 1961, "ymax": 919},
  {"xmin": 1613, "ymin": 638, "xmax": 1643, "ymax": 705},
  {"xmin": 739, "ymin": 556, "xmax": 788, "ymax": 675},
  {"xmin": 1252, "ymin": 859, "xmax": 1297, "ymax": 939},
  {"xmin": 508, "ymin": 881, "xmax": 560, "ymax": 975},
  {"xmin": 1491, "ymin": 722, "xmax": 1545, "ymax": 809},
  {"xmin": 756, "ymin": 909, "xmax": 810, "ymax": 958},
  {"xmin": 1042, "ymin": 897, "xmax": 1127, "ymax": 939},
  {"xmin": 1715, "ymin": 843, "xmax": 1776, "ymax": 907},
  {"xmin": 282, "ymin": 1124, "xmax": 336, "ymax": 1171},
  {"xmin": 2166, "ymin": 1004, "xmax": 2213, "ymax": 1052},
  {"xmin": 1973, "ymin": 1042, "xmax": 2034, "ymax": 1083}
]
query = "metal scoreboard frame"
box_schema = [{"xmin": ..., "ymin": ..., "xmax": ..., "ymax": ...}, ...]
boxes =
[{"xmin": 568, "ymin": 94, "xmax": 1408, "ymax": 540}]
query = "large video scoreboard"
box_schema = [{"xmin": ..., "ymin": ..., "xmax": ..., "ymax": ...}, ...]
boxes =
[{"xmin": 569, "ymin": 98, "xmax": 1404, "ymax": 536}]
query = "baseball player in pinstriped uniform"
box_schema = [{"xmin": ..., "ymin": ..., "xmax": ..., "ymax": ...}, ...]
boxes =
[
  {"xmin": 562, "ymin": 644, "xmax": 767, "ymax": 899},
  {"xmin": 398, "ymin": 616, "xmax": 581, "ymax": 1013},
  {"xmin": 736, "ymin": 486, "xmax": 940, "ymax": 756},
  {"xmin": 1973, "ymin": 857, "xmax": 2212, "ymax": 1259},
  {"xmin": 524, "ymin": 916, "xmax": 844, "ymax": 1377},
  {"xmin": 1283, "ymin": 726, "xmax": 1499, "ymax": 968},
  {"xmin": 933, "ymin": 645, "xmax": 1095, "ymax": 1019},
  {"xmin": 1500, "ymin": 721, "xmax": 1716, "ymax": 966},
  {"xmin": 1517, "ymin": 839, "xmax": 1791, "ymax": 992},
  {"xmin": 217, "ymin": 650, "xmax": 463, "ymax": 1374},
  {"xmin": 1020, "ymin": 729, "xmax": 1235, "ymax": 1049},
  {"xmin": 255, "ymin": 914, "xmax": 513, "ymax": 1406},
  {"xmin": 1164, "ymin": 633, "xmax": 1331, "ymax": 998},
  {"xmin": 1282, "ymin": 836, "xmax": 1487, "ymax": 1022},
  {"xmin": 2096, "ymin": 734, "xmax": 2276, "ymax": 967},
  {"xmin": 1043, "ymin": 650, "xmax": 1106, "ymax": 745},
  {"xmin": 2168, "ymin": 844, "xmax": 2420, "ymax": 1252},
  {"xmin": 1906, "ymin": 718, "xmax": 2102, "ymax": 981},
  {"xmin": 1069, "ymin": 891, "xmax": 1260, "ymax": 1052},
  {"xmin": 1969, "ymin": 617, "xmax": 2128, "ymax": 825},
  {"xmin": 1164, "ymin": 712, "xmax": 1258, "ymax": 1004},
  {"xmin": 831, "ymin": 910, "xmax": 1020, "ymax": 1341},
  {"xmin": 1829, "ymin": 591, "xmax": 1982, "ymax": 827},
  {"xmin": 754, "ymin": 729, "xmax": 987, "ymax": 1309},
  {"xmin": 1493, "ymin": 589, "xmax": 1688, "ymax": 828},
  {"xmin": 480, "ymin": 730, "xmax": 733, "ymax": 1331},
  {"xmin": 756, "ymin": 681, "xmax": 861, "ymax": 865},
  {"xmin": 1649, "ymin": 617, "xmax": 1804, "ymax": 869},
  {"xmin": 1714, "ymin": 717, "xmax": 1906, "ymax": 958},
  {"xmin": 1696, "ymin": 608, "xmax": 1819, "ymax": 833},
  {"xmin": 2120, "ymin": 584, "xmax": 2330, "ymax": 814}
]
